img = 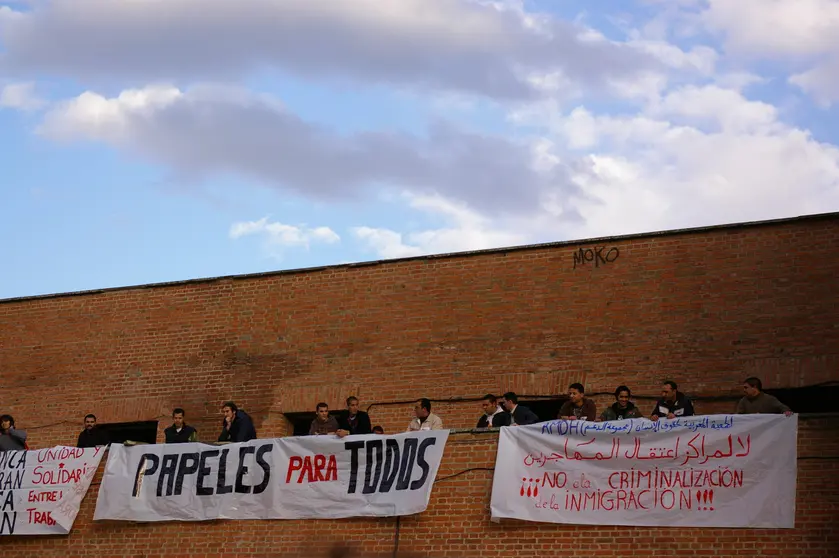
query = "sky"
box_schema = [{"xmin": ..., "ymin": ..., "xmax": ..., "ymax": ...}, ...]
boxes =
[{"xmin": 1, "ymin": 0, "xmax": 838, "ymax": 300}]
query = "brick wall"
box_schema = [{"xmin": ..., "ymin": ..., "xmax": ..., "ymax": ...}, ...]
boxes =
[{"xmin": 1, "ymin": 214, "xmax": 838, "ymax": 556}]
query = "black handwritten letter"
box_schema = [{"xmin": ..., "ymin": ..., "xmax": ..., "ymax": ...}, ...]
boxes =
[
  {"xmin": 235, "ymin": 446, "xmax": 256, "ymax": 494},
  {"xmin": 362, "ymin": 439, "xmax": 383, "ymax": 494},
  {"xmin": 196, "ymin": 450, "xmax": 219, "ymax": 496},
  {"xmin": 344, "ymin": 441, "xmax": 365, "ymax": 494},
  {"xmin": 173, "ymin": 453, "xmax": 199, "ymax": 496},
  {"xmin": 252, "ymin": 444, "xmax": 272, "ymax": 495},
  {"xmin": 410, "ymin": 438, "xmax": 437, "ymax": 490}
]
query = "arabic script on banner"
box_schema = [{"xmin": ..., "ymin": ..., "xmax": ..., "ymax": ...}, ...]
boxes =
[
  {"xmin": 94, "ymin": 430, "xmax": 448, "ymax": 522},
  {"xmin": 0, "ymin": 446, "xmax": 106, "ymax": 535},
  {"xmin": 491, "ymin": 414, "xmax": 797, "ymax": 528}
]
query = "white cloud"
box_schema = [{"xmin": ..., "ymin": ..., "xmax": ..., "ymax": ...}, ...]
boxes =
[
  {"xmin": 701, "ymin": 0, "xmax": 839, "ymax": 57},
  {"xmin": 229, "ymin": 217, "xmax": 339, "ymax": 250},
  {"xmin": 352, "ymin": 193, "xmax": 528, "ymax": 259},
  {"xmin": 790, "ymin": 57, "xmax": 839, "ymax": 107},
  {"xmin": 0, "ymin": 81, "xmax": 45, "ymax": 111},
  {"xmin": 514, "ymin": 84, "xmax": 839, "ymax": 238},
  {"xmin": 0, "ymin": 0, "xmax": 658, "ymax": 100},
  {"xmin": 697, "ymin": 0, "xmax": 839, "ymax": 104},
  {"xmin": 38, "ymin": 84, "xmax": 579, "ymax": 218}
]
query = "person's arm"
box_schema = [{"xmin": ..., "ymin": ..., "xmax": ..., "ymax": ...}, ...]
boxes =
[
  {"xmin": 496, "ymin": 412, "xmax": 511, "ymax": 427},
  {"xmin": 218, "ymin": 422, "xmax": 231, "ymax": 442},
  {"xmin": 735, "ymin": 397, "xmax": 746, "ymax": 414},
  {"xmin": 629, "ymin": 406, "xmax": 643, "ymax": 419},
  {"xmin": 651, "ymin": 401, "xmax": 661, "ymax": 420},
  {"xmin": 189, "ymin": 429, "xmax": 197, "ymax": 443},
  {"xmin": 558, "ymin": 402, "xmax": 572, "ymax": 419},
  {"xmin": 9, "ymin": 428, "xmax": 27, "ymax": 444},
  {"xmin": 770, "ymin": 395, "xmax": 791, "ymax": 414},
  {"xmin": 584, "ymin": 400, "xmax": 597, "ymax": 421},
  {"xmin": 682, "ymin": 398, "xmax": 695, "ymax": 417},
  {"xmin": 358, "ymin": 412, "xmax": 372, "ymax": 434},
  {"xmin": 77, "ymin": 431, "xmax": 85, "ymax": 448},
  {"xmin": 308, "ymin": 421, "xmax": 318, "ymax": 436},
  {"xmin": 327, "ymin": 417, "xmax": 340, "ymax": 434}
]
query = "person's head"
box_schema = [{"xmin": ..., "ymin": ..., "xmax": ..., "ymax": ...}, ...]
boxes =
[
  {"xmin": 481, "ymin": 394, "xmax": 499, "ymax": 414},
  {"xmin": 316, "ymin": 402, "xmax": 329, "ymax": 421},
  {"xmin": 501, "ymin": 392, "xmax": 518, "ymax": 412},
  {"xmin": 614, "ymin": 386, "xmax": 631, "ymax": 408},
  {"xmin": 172, "ymin": 408, "xmax": 185, "ymax": 428},
  {"xmin": 222, "ymin": 401, "xmax": 238, "ymax": 421},
  {"xmin": 346, "ymin": 396, "xmax": 359, "ymax": 416},
  {"xmin": 743, "ymin": 377, "xmax": 762, "ymax": 398},
  {"xmin": 661, "ymin": 381, "xmax": 678, "ymax": 401},
  {"xmin": 414, "ymin": 398, "xmax": 431, "ymax": 419},
  {"xmin": 84, "ymin": 414, "xmax": 97, "ymax": 430},
  {"xmin": 372, "ymin": 425, "xmax": 384, "ymax": 434},
  {"xmin": 0, "ymin": 414, "xmax": 14, "ymax": 431},
  {"xmin": 568, "ymin": 383, "xmax": 585, "ymax": 404}
]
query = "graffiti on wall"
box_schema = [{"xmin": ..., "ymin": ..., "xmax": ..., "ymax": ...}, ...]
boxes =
[{"xmin": 572, "ymin": 246, "xmax": 620, "ymax": 269}]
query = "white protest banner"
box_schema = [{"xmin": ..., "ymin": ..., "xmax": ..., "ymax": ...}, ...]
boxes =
[
  {"xmin": 94, "ymin": 430, "xmax": 448, "ymax": 522},
  {"xmin": 491, "ymin": 414, "xmax": 797, "ymax": 528},
  {"xmin": 0, "ymin": 446, "xmax": 106, "ymax": 535}
]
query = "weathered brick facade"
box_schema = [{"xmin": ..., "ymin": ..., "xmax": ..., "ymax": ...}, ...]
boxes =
[{"xmin": 1, "ymin": 213, "xmax": 837, "ymax": 557}]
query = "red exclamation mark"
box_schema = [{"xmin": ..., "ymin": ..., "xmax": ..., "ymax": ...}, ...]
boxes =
[
  {"xmin": 520, "ymin": 478, "xmax": 526, "ymax": 497},
  {"xmin": 696, "ymin": 490, "xmax": 702, "ymax": 509},
  {"xmin": 533, "ymin": 482, "xmax": 539, "ymax": 498},
  {"xmin": 708, "ymin": 490, "xmax": 714, "ymax": 511},
  {"xmin": 526, "ymin": 479, "xmax": 532, "ymax": 497}
]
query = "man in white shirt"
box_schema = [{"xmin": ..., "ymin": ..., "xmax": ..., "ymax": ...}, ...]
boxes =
[
  {"xmin": 407, "ymin": 398, "xmax": 444, "ymax": 431},
  {"xmin": 476, "ymin": 394, "xmax": 511, "ymax": 428}
]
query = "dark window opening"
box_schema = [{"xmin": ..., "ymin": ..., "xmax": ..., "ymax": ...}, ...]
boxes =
[
  {"xmin": 284, "ymin": 411, "xmax": 343, "ymax": 436},
  {"xmin": 98, "ymin": 420, "xmax": 159, "ymax": 445},
  {"xmin": 519, "ymin": 397, "xmax": 569, "ymax": 423},
  {"xmin": 765, "ymin": 386, "xmax": 839, "ymax": 414}
]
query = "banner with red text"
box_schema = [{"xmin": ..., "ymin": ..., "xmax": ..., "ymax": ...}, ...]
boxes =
[
  {"xmin": 94, "ymin": 430, "xmax": 448, "ymax": 522},
  {"xmin": 0, "ymin": 446, "xmax": 106, "ymax": 535},
  {"xmin": 490, "ymin": 414, "xmax": 797, "ymax": 528}
]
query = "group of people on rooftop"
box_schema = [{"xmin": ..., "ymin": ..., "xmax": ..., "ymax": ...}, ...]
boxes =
[{"xmin": 0, "ymin": 377, "xmax": 791, "ymax": 451}]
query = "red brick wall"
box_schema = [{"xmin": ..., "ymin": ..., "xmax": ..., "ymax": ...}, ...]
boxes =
[{"xmin": 1, "ymin": 214, "xmax": 838, "ymax": 556}]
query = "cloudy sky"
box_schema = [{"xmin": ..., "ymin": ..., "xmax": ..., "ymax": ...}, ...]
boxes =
[{"xmin": 2, "ymin": 0, "xmax": 838, "ymax": 299}]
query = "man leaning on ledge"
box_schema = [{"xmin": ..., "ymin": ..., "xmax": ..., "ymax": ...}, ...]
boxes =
[{"xmin": 736, "ymin": 377, "xmax": 792, "ymax": 415}]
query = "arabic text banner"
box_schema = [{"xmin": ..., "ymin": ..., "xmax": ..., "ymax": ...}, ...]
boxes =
[
  {"xmin": 490, "ymin": 414, "xmax": 797, "ymax": 528},
  {"xmin": 0, "ymin": 446, "xmax": 106, "ymax": 535},
  {"xmin": 94, "ymin": 430, "xmax": 449, "ymax": 522}
]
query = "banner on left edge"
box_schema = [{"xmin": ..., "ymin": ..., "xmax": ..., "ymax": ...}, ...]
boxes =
[
  {"xmin": 93, "ymin": 430, "xmax": 449, "ymax": 522},
  {"xmin": 0, "ymin": 446, "xmax": 106, "ymax": 535}
]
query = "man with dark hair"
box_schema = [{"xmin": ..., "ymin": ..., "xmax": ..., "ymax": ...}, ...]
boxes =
[
  {"xmin": 477, "ymin": 394, "xmax": 511, "ymax": 428},
  {"xmin": 651, "ymin": 380, "xmax": 695, "ymax": 421},
  {"xmin": 558, "ymin": 383, "xmax": 597, "ymax": 421},
  {"xmin": 372, "ymin": 425, "xmax": 384, "ymax": 434},
  {"xmin": 336, "ymin": 396, "xmax": 372, "ymax": 437},
  {"xmin": 218, "ymin": 401, "xmax": 257, "ymax": 442},
  {"xmin": 77, "ymin": 413, "xmax": 108, "ymax": 448},
  {"xmin": 164, "ymin": 408, "xmax": 198, "ymax": 443},
  {"xmin": 600, "ymin": 386, "xmax": 643, "ymax": 421},
  {"xmin": 309, "ymin": 402, "xmax": 340, "ymax": 435},
  {"xmin": 736, "ymin": 377, "xmax": 792, "ymax": 415},
  {"xmin": 408, "ymin": 398, "xmax": 443, "ymax": 431},
  {"xmin": 501, "ymin": 392, "xmax": 539, "ymax": 426},
  {"xmin": 0, "ymin": 415, "xmax": 27, "ymax": 451}
]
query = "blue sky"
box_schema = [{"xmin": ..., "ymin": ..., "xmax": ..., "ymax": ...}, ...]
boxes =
[{"xmin": 1, "ymin": 0, "xmax": 838, "ymax": 299}]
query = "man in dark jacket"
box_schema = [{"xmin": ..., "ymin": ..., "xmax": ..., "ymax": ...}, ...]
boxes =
[
  {"xmin": 600, "ymin": 385, "xmax": 643, "ymax": 421},
  {"xmin": 218, "ymin": 401, "xmax": 257, "ymax": 443},
  {"xmin": 500, "ymin": 392, "xmax": 540, "ymax": 426},
  {"xmin": 336, "ymin": 396, "xmax": 372, "ymax": 437},
  {"xmin": 651, "ymin": 380, "xmax": 695, "ymax": 421},
  {"xmin": 77, "ymin": 414, "xmax": 108, "ymax": 448},
  {"xmin": 476, "ymin": 394, "xmax": 511, "ymax": 428},
  {"xmin": 0, "ymin": 414, "xmax": 27, "ymax": 451},
  {"xmin": 164, "ymin": 408, "xmax": 198, "ymax": 443}
]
